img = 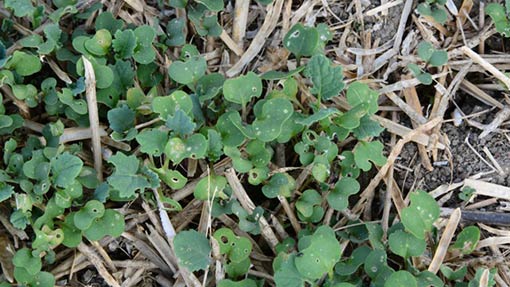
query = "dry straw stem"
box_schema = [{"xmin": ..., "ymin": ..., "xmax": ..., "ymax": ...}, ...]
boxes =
[
  {"xmin": 77, "ymin": 242, "xmax": 120, "ymax": 287},
  {"xmin": 225, "ymin": 168, "xmax": 280, "ymax": 252},
  {"xmin": 226, "ymin": 0, "xmax": 284, "ymax": 77},
  {"xmin": 428, "ymin": 208, "xmax": 461, "ymax": 274},
  {"xmin": 82, "ymin": 56, "xmax": 103, "ymax": 181},
  {"xmin": 462, "ymin": 46, "xmax": 510, "ymax": 90},
  {"xmin": 479, "ymin": 106, "xmax": 510, "ymax": 139}
]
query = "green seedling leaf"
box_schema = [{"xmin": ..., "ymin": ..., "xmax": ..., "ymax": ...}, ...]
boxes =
[
  {"xmin": 5, "ymin": 0, "xmax": 35, "ymax": 17},
  {"xmin": 196, "ymin": 0, "xmax": 223, "ymax": 11},
  {"xmin": 107, "ymin": 152, "xmax": 150, "ymax": 198},
  {"xmin": 174, "ymin": 230, "xmax": 211, "ymax": 271},
  {"xmin": 295, "ymin": 226, "xmax": 341, "ymax": 280},
  {"xmin": 51, "ymin": 153, "xmax": 83, "ymax": 188},
  {"xmin": 388, "ymin": 230, "xmax": 426, "ymax": 259},
  {"xmin": 364, "ymin": 249, "xmax": 391, "ymax": 279},
  {"xmin": 385, "ymin": 270, "xmax": 417, "ymax": 287},
  {"xmin": 194, "ymin": 174, "xmax": 228, "ymax": 201},
  {"xmin": 153, "ymin": 168, "xmax": 187, "ymax": 189},
  {"xmin": 133, "ymin": 25, "xmax": 156, "ymax": 64},
  {"xmin": 262, "ymin": 173, "xmax": 296, "ymax": 198},
  {"xmin": 13, "ymin": 248, "xmax": 41, "ymax": 276},
  {"xmin": 206, "ymin": 128, "xmax": 224, "ymax": 162},
  {"xmin": 401, "ymin": 190, "xmax": 440, "ymax": 239},
  {"xmin": 6, "ymin": 51, "xmax": 42, "ymax": 76},
  {"xmin": 335, "ymin": 245, "xmax": 371, "ymax": 276},
  {"xmin": 84, "ymin": 209, "xmax": 125, "ymax": 241},
  {"xmin": 196, "ymin": 73, "xmax": 225, "ymax": 102},
  {"xmin": 451, "ymin": 226, "xmax": 480, "ymax": 255},
  {"xmin": 305, "ymin": 54, "xmax": 344, "ymax": 101},
  {"xmin": 417, "ymin": 2, "xmax": 448, "ymax": 24},
  {"xmin": 0, "ymin": 184, "xmax": 14, "ymax": 203},
  {"xmin": 327, "ymin": 177, "xmax": 360, "ymax": 211},
  {"xmin": 112, "ymin": 29, "xmax": 137, "ymax": 59},
  {"xmin": 168, "ymin": 56, "xmax": 207, "ymax": 85},
  {"xmin": 486, "ymin": 3, "xmax": 510, "ymax": 37},
  {"xmin": 353, "ymin": 140, "xmax": 386, "ymax": 171},
  {"xmin": 439, "ymin": 265, "xmax": 467, "ymax": 281},
  {"xmin": 152, "ymin": 91, "xmax": 193, "ymax": 119},
  {"xmin": 225, "ymin": 258, "xmax": 251, "ymax": 278},
  {"xmin": 408, "ymin": 63, "xmax": 433, "ymax": 85},
  {"xmin": 95, "ymin": 11, "xmax": 124, "ymax": 33},
  {"xmin": 224, "ymin": 146, "xmax": 253, "ymax": 173},
  {"xmin": 108, "ymin": 105, "xmax": 135, "ymax": 133},
  {"xmin": 417, "ymin": 41, "xmax": 448, "ymax": 67},
  {"xmin": 274, "ymin": 253, "xmax": 305, "ymax": 287},
  {"xmin": 415, "ymin": 271, "xmax": 443, "ymax": 287},
  {"xmin": 0, "ymin": 42, "xmax": 7, "ymax": 68},
  {"xmin": 223, "ymin": 72, "xmax": 263, "ymax": 106},
  {"xmin": 352, "ymin": 115, "xmax": 384, "ymax": 139},
  {"xmin": 166, "ymin": 109, "xmax": 196, "ymax": 136},
  {"xmin": 169, "ymin": 0, "xmax": 188, "ymax": 8},
  {"xmin": 216, "ymin": 111, "xmax": 254, "ymax": 147},
  {"xmin": 246, "ymin": 140, "xmax": 273, "ymax": 167},
  {"xmin": 296, "ymin": 189, "xmax": 322, "ymax": 218},
  {"xmin": 84, "ymin": 29, "xmax": 112, "ymax": 56},
  {"xmin": 164, "ymin": 134, "xmax": 208, "ymax": 164},
  {"xmin": 135, "ymin": 129, "xmax": 168, "ymax": 156},
  {"xmin": 284, "ymin": 23, "xmax": 319, "ymax": 59},
  {"xmin": 346, "ymin": 82, "xmax": 379, "ymax": 114},
  {"xmin": 58, "ymin": 88, "xmax": 87, "ymax": 115},
  {"xmin": 74, "ymin": 200, "xmax": 105, "ymax": 230},
  {"xmin": 248, "ymin": 166, "xmax": 269, "ymax": 185},
  {"xmin": 469, "ymin": 268, "xmax": 496, "ymax": 287},
  {"xmin": 166, "ymin": 17, "xmax": 186, "ymax": 46},
  {"xmin": 218, "ymin": 279, "xmax": 257, "ymax": 287},
  {"xmin": 297, "ymin": 108, "xmax": 340, "ymax": 127},
  {"xmin": 252, "ymin": 98, "xmax": 293, "ymax": 142},
  {"xmin": 260, "ymin": 66, "xmax": 305, "ymax": 80}
]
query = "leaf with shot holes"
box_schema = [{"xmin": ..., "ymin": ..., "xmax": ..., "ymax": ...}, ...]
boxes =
[
  {"xmin": 84, "ymin": 209, "xmax": 125, "ymax": 241},
  {"xmin": 136, "ymin": 129, "xmax": 168, "ymax": 156},
  {"xmin": 415, "ymin": 271, "xmax": 443, "ymax": 287},
  {"xmin": 57, "ymin": 88, "xmax": 87, "ymax": 115},
  {"xmin": 246, "ymin": 140, "xmax": 273, "ymax": 168},
  {"xmin": 152, "ymin": 91, "xmax": 193, "ymax": 119},
  {"xmin": 168, "ymin": 56, "xmax": 207, "ymax": 85},
  {"xmin": 194, "ymin": 174, "xmax": 228, "ymax": 201},
  {"xmin": 305, "ymin": 54, "xmax": 345, "ymax": 101},
  {"xmin": 327, "ymin": 177, "xmax": 360, "ymax": 211},
  {"xmin": 84, "ymin": 29, "xmax": 112, "ymax": 56},
  {"xmin": 401, "ymin": 190, "xmax": 440, "ymax": 239},
  {"xmin": 164, "ymin": 134, "xmax": 208, "ymax": 165},
  {"xmin": 388, "ymin": 230, "xmax": 426, "ymax": 259},
  {"xmin": 152, "ymin": 168, "xmax": 187, "ymax": 190},
  {"xmin": 223, "ymin": 72, "xmax": 262, "ymax": 106},
  {"xmin": 73, "ymin": 200, "xmax": 105, "ymax": 230},
  {"xmin": 51, "ymin": 153, "xmax": 83, "ymax": 189},
  {"xmin": 174, "ymin": 230, "xmax": 211, "ymax": 272},
  {"xmin": 262, "ymin": 173, "xmax": 296, "ymax": 199},
  {"xmin": 353, "ymin": 140, "xmax": 387, "ymax": 171},
  {"xmin": 451, "ymin": 226, "xmax": 480, "ymax": 255},
  {"xmin": 248, "ymin": 166, "xmax": 269, "ymax": 185},
  {"xmin": 166, "ymin": 17, "xmax": 186, "ymax": 46},
  {"xmin": 346, "ymin": 82, "xmax": 379, "ymax": 114},
  {"xmin": 252, "ymin": 98, "xmax": 293, "ymax": 142},
  {"xmin": 364, "ymin": 249, "xmax": 392, "ymax": 279},
  {"xmin": 295, "ymin": 226, "xmax": 341, "ymax": 280},
  {"xmin": 213, "ymin": 228, "xmax": 252, "ymax": 263},
  {"xmin": 283, "ymin": 23, "xmax": 319, "ymax": 59}
]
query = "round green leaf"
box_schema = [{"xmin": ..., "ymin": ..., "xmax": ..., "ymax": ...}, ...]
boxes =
[
  {"xmin": 283, "ymin": 23, "xmax": 319, "ymax": 58},
  {"xmin": 401, "ymin": 190, "xmax": 440, "ymax": 239},
  {"xmin": 168, "ymin": 56, "xmax": 207, "ymax": 85},
  {"xmin": 327, "ymin": 177, "xmax": 360, "ymax": 211},
  {"xmin": 174, "ymin": 230, "xmax": 211, "ymax": 272},
  {"xmin": 384, "ymin": 270, "xmax": 417, "ymax": 287},
  {"xmin": 388, "ymin": 230, "xmax": 426, "ymax": 259},
  {"xmin": 223, "ymin": 72, "xmax": 262, "ymax": 106},
  {"xmin": 451, "ymin": 226, "xmax": 480, "ymax": 255}
]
